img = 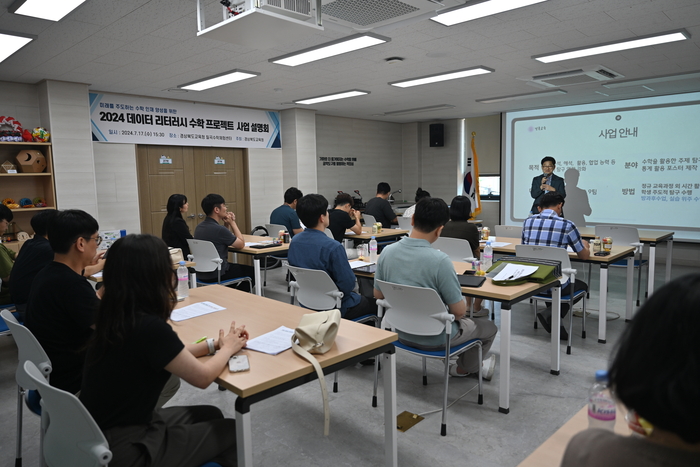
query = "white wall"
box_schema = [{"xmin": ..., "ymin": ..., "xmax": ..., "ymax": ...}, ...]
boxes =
[
  {"xmin": 248, "ymin": 148, "xmax": 284, "ymax": 229},
  {"xmin": 93, "ymin": 142, "xmax": 140, "ymax": 234}
]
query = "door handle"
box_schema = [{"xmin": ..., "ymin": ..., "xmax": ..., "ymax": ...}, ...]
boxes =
[
  {"xmin": 187, "ymin": 214, "xmax": 196, "ymax": 219},
  {"xmin": 198, "ymin": 213, "xmax": 205, "ymax": 219}
]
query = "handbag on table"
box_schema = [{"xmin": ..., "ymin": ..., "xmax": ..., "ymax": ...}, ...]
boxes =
[
  {"xmin": 291, "ymin": 309, "xmax": 341, "ymax": 436},
  {"xmin": 169, "ymin": 247, "xmax": 184, "ymax": 265}
]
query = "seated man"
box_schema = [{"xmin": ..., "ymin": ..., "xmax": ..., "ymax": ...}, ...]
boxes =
[
  {"xmin": 288, "ymin": 194, "xmax": 376, "ymax": 320},
  {"xmin": 194, "ymin": 193, "xmax": 255, "ymax": 289},
  {"xmin": 328, "ymin": 193, "xmax": 362, "ymax": 242},
  {"xmin": 374, "ymin": 197, "xmax": 498, "ymax": 380},
  {"xmin": 24, "ymin": 210, "xmax": 104, "ymax": 394},
  {"xmin": 0, "ymin": 204, "xmax": 16, "ymax": 306},
  {"xmin": 364, "ymin": 182, "xmax": 398, "ymax": 229},
  {"xmin": 270, "ymin": 187, "xmax": 303, "ymax": 237},
  {"xmin": 522, "ymin": 192, "xmax": 589, "ymax": 340}
]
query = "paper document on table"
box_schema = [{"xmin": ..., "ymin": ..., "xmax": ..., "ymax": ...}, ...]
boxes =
[
  {"xmin": 246, "ymin": 326, "xmax": 295, "ymax": 355},
  {"xmin": 349, "ymin": 260, "xmax": 375, "ymax": 269},
  {"xmin": 492, "ymin": 263, "xmax": 539, "ymax": 282},
  {"xmin": 171, "ymin": 301, "xmax": 225, "ymax": 321},
  {"xmin": 566, "ymin": 246, "xmax": 574, "ymax": 253},
  {"xmin": 345, "ymin": 231, "xmax": 356, "ymax": 235},
  {"xmin": 91, "ymin": 271, "xmax": 103, "ymax": 278},
  {"xmin": 489, "ymin": 241, "xmax": 511, "ymax": 248},
  {"xmin": 245, "ymin": 241, "xmax": 273, "ymax": 247}
]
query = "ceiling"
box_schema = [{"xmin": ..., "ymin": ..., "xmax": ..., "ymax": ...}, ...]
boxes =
[{"xmin": 0, "ymin": 0, "xmax": 699, "ymax": 123}]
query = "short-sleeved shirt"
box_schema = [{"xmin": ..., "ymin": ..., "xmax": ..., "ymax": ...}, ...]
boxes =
[
  {"xmin": 288, "ymin": 228, "xmax": 360, "ymax": 316},
  {"xmin": 10, "ymin": 236, "xmax": 53, "ymax": 306},
  {"xmin": 270, "ymin": 204, "xmax": 302, "ymax": 237},
  {"xmin": 162, "ymin": 215, "xmax": 193, "ymax": 257},
  {"xmin": 441, "ymin": 220, "xmax": 480, "ymax": 255},
  {"xmin": 25, "ymin": 262, "xmax": 100, "ymax": 394},
  {"xmin": 193, "ymin": 217, "xmax": 236, "ymax": 281},
  {"xmin": 81, "ymin": 312, "xmax": 184, "ymax": 430},
  {"xmin": 328, "ymin": 209, "xmax": 355, "ymax": 242},
  {"xmin": 364, "ymin": 197, "xmax": 396, "ymax": 228},
  {"xmin": 522, "ymin": 209, "xmax": 585, "ymax": 253},
  {"xmin": 374, "ymin": 237, "xmax": 462, "ymax": 346},
  {"xmin": 0, "ymin": 243, "xmax": 16, "ymax": 304}
]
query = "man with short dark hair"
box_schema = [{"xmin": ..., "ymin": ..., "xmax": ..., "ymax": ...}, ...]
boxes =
[
  {"xmin": 194, "ymin": 193, "xmax": 255, "ymax": 287},
  {"xmin": 364, "ymin": 182, "xmax": 398, "ymax": 228},
  {"xmin": 270, "ymin": 187, "xmax": 303, "ymax": 237},
  {"xmin": 374, "ymin": 198, "xmax": 498, "ymax": 380},
  {"xmin": 0, "ymin": 204, "xmax": 16, "ymax": 306},
  {"xmin": 530, "ymin": 156, "xmax": 566, "ymax": 215},
  {"xmin": 288, "ymin": 194, "xmax": 376, "ymax": 320},
  {"xmin": 25, "ymin": 210, "xmax": 103, "ymax": 394},
  {"xmin": 522, "ymin": 192, "xmax": 589, "ymax": 339},
  {"xmin": 328, "ymin": 193, "xmax": 362, "ymax": 242}
]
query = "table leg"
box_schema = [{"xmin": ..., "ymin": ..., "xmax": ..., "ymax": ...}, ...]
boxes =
[
  {"xmin": 550, "ymin": 287, "xmax": 561, "ymax": 376},
  {"xmin": 499, "ymin": 305, "xmax": 511, "ymax": 414},
  {"xmin": 598, "ymin": 264, "xmax": 608, "ymax": 344},
  {"xmin": 235, "ymin": 409, "xmax": 253, "ymax": 467},
  {"xmin": 253, "ymin": 258, "xmax": 262, "ymax": 296},
  {"xmin": 647, "ymin": 242, "xmax": 656, "ymax": 299},
  {"xmin": 383, "ymin": 350, "xmax": 397, "ymax": 467},
  {"xmin": 665, "ymin": 238, "xmax": 673, "ymax": 283},
  {"xmin": 626, "ymin": 256, "xmax": 634, "ymax": 322}
]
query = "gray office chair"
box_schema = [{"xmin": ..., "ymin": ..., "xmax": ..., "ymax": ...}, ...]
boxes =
[
  {"xmin": 264, "ymin": 223, "xmax": 291, "ymax": 287},
  {"xmin": 431, "ymin": 237, "xmax": 476, "ymax": 262},
  {"xmin": 495, "ymin": 225, "xmax": 523, "ymax": 239},
  {"xmin": 397, "ymin": 216, "xmax": 413, "ymax": 232},
  {"xmin": 187, "ymin": 239, "xmax": 252, "ymax": 292},
  {"xmin": 362, "ymin": 213, "xmax": 376, "ymax": 226},
  {"xmin": 288, "ymin": 266, "xmax": 380, "ymax": 405},
  {"xmin": 376, "ymin": 280, "xmax": 484, "ymax": 436},
  {"xmin": 595, "ymin": 225, "xmax": 647, "ymax": 305}
]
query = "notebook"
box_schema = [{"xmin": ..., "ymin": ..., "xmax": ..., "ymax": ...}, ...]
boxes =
[{"xmin": 457, "ymin": 275, "xmax": 486, "ymax": 288}]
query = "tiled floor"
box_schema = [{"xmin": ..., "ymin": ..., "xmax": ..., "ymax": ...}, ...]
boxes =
[{"xmin": 0, "ymin": 262, "xmax": 692, "ymax": 467}]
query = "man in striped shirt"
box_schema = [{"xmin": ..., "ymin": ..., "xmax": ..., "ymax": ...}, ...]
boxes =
[{"xmin": 522, "ymin": 193, "xmax": 589, "ymax": 340}]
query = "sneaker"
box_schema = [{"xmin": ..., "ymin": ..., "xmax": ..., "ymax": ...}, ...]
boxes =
[
  {"xmin": 470, "ymin": 307, "xmax": 490, "ymax": 318},
  {"xmin": 481, "ymin": 355, "xmax": 496, "ymax": 381},
  {"xmin": 449, "ymin": 363, "xmax": 468, "ymax": 378}
]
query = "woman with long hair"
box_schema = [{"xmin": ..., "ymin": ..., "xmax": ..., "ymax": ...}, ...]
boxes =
[
  {"xmin": 162, "ymin": 194, "xmax": 192, "ymax": 257},
  {"xmin": 561, "ymin": 273, "xmax": 700, "ymax": 466},
  {"xmin": 80, "ymin": 234, "xmax": 247, "ymax": 467}
]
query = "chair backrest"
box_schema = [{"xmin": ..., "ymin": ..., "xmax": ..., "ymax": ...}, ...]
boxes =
[
  {"xmin": 324, "ymin": 228, "xmax": 334, "ymax": 239},
  {"xmin": 266, "ymin": 223, "xmax": 287, "ymax": 237},
  {"xmin": 362, "ymin": 214, "xmax": 376, "ymax": 226},
  {"xmin": 186, "ymin": 239, "xmax": 223, "ymax": 274},
  {"xmin": 495, "ymin": 224, "xmax": 523, "ymax": 239},
  {"xmin": 375, "ymin": 280, "xmax": 449, "ymax": 336},
  {"xmin": 288, "ymin": 266, "xmax": 343, "ymax": 311},
  {"xmin": 397, "ymin": 217, "xmax": 412, "ymax": 232},
  {"xmin": 594, "ymin": 225, "xmax": 640, "ymax": 246},
  {"xmin": 515, "ymin": 244, "xmax": 571, "ymax": 284},
  {"xmin": 432, "ymin": 237, "xmax": 474, "ymax": 262},
  {"xmin": 251, "ymin": 225, "xmax": 268, "ymax": 236},
  {"xmin": 22, "ymin": 361, "xmax": 112, "ymax": 467},
  {"xmin": 1, "ymin": 309, "xmax": 52, "ymax": 389}
]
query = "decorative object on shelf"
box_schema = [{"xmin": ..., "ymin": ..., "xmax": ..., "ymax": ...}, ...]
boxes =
[
  {"xmin": 15, "ymin": 149, "xmax": 47, "ymax": 173},
  {"xmin": 32, "ymin": 127, "xmax": 50, "ymax": 142},
  {"xmin": 1, "ymin": 160, "xmax": 17, "ymax": 173},
  {"xmin": 19, "ymin": 198, "xmax": 34, "ymax": 208},
  {"xmin": 32, "ymin": 197, "xmax": 47, "ymax": 207},
  {"xmin": 2, "ymin": 198, "xmax": 19, "ymax": 209},
  {"xmin": 0, "ymin": 116, "xmax": 23, "ymax": 141},
  {"xmin": 16, "ymin": 231, "xmax": 31, "ymax": 241},
  {"xmin": 22, "ymin": 129, "xmax": 32, "ymax": 142}
]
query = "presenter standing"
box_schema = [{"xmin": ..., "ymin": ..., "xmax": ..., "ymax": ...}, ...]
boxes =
[{"xmin": 530, "ymin": 156, "xmax": 565, "ymax": 215}]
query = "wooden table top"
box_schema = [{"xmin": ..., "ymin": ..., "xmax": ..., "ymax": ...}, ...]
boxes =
[
  {"xmin": 577, "ymin": 227, "xmax": 675, "ymax": 243},
  {"xmin": 230, "ymin": 234, "xmax": 291, "ymax": 255},
  {"xmin": 451, "ymin": 261, "xmax": 561, "ymax": 301},
  {"xmin": 88, "ymin": 260, "xmax": 196, "ymax": 282},
  {"xmin": 518, "ymin": 405, "xmax": 631, "ymax": 467},
  {"xmin": 170, "ymin": 285, "xmax": 397, "ymax": 399},
  {"xmin": 346, "ymin": 226, "xmax": 409, "ymax": 240},
  {"xmin": 486, "ymin": 237, "xmax": 637, "ymax": 264}
]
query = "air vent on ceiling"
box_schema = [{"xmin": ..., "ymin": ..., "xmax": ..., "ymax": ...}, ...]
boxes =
[
  {"xmin": 320, "ymin": 0, "xmax": 461, "ymax": 29},
  {"xmin": 525, "ymin": 66, "xmax": 624, "ymax": 88},
  {"xmin": 260, "ymin": 0, "xmax": 312, "ymax": 21}
]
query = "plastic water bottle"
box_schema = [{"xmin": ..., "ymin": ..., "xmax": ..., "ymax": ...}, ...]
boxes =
[
  {"xmin": 588, "ymin": 370, "xmax": 616, "ymax": 430},
  {"xmin": 369, "ymin": 236, "xmax": 378, "ymax": 263},
  {"xmin": 177, "ymin": 261, "xmax": 189, "ymax": 300},
  {"xmin": 482, "ymin": 241, "xmax": 493, "ymax": 272}
]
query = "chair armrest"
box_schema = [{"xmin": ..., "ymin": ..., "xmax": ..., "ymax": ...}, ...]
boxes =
[
  {"xmin": 38, "ymin": 362, "xmax": 52, "ymax": 376},
  {"xmin": 187, "ymin": 254, "xmax": 194, "ymax": 262},
  {"xmin": 463, "ymin": 257, "xmax": 477, "ymax": 263},
  {"xmin": 328, "ymin": 290, "xmax": 344, "ymax": 299}
]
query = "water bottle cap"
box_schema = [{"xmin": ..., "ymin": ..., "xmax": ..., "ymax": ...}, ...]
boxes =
[
  {"xmin": 486, "ymin": 241, "xmax": 491, "ymax": 245},
  {"xmin": 371, "ymin": 236, "xmax": 376, "ymax": 239},
  {"xmin": 595, "ymin": 369, "xmax": 608, "ymax": 382},
  {"xmin": 179, "ymin": 261, "xmax": 186, "ymax": 265}
]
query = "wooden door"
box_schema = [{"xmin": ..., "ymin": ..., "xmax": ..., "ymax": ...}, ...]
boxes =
[{"xmin": 136, "ymin": 145, "xmax": 249, "ymax": 237}]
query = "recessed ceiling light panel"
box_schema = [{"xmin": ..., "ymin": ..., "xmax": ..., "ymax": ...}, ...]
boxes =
[
  {"xmin": 9, "ymin": 0, "xmax": 88, "ymax": 21},
  {"xmin": 476, "ymin": 89, "xmax": 567, "ymax": 104},
  {"xmin": 389, "ymin": 66, "xmax": 494, "ymax": 88},
  {"xmin": 0, "ymin": 30, "xmax": 35, "ymax": 63},
  {"xmin": 294, "ymin": 90, "xmax": 369, "ymax": 105},
  {"xmin": 178, "ymin": 69, "xmax": 260, "ymax": 91},
  {"xmin": 432, "ymin": 0, "xmax": 548, "ymax": 27},
  {"xmin": 270, "ymin": 33, "xmax": 390, "ymax": 67}
]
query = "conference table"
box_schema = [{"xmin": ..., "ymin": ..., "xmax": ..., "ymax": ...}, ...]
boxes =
[
  {"xmin": 486, "ymin": 237, "xmax": 636, "ymax": 343},
  {"xmin": 353, "ymin": 260, "xmax": 562, "ymax": 415},
  {"xmin": 344, "ymin": 226, "xmax": 409, "ymax": 243},
  {"xmin": 229, "ymin": 234, "xmax": 290, "ymax": 296},
  {"xmin": 518, "ymin": 404, "xmax": 631, "ymax": 466},
  {"xmin": 171, "ymin": 285, "xmax": 399, "ymax": 467},
  {"xmin": 578, "ymin": 227, "xmax": 675, "ymax": 298}
]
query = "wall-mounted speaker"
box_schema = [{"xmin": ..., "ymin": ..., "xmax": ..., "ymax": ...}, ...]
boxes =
[{"xmin": 429, "ymin": 123, "xmax": 444, "ymax": 147}]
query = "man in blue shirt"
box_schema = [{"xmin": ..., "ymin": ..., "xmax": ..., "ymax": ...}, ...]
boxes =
[
  {"xmin": 373, "ymin": 198, "xmax": 497, "ymax": 380},
  {"xmin": 288, "ymin": 194, "xmax": 376, "ymax": 320},
  {"xmin": 522, "ymin": 192, "xmax": 589, "ymax": 339},
  {"xmin": 270, "ymin": 187, "xmax": 303, "ymax": 237}
]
